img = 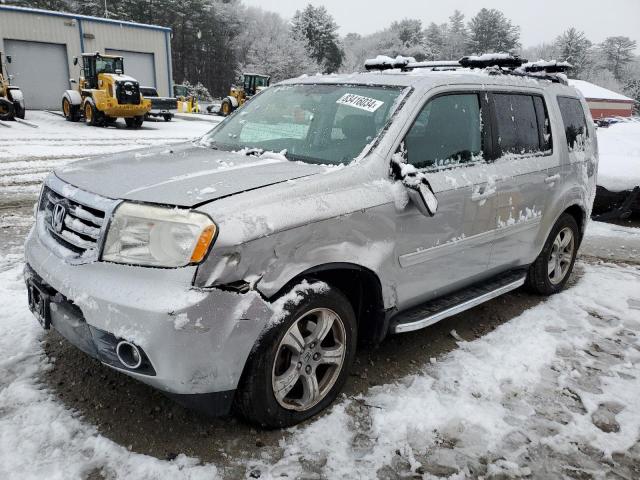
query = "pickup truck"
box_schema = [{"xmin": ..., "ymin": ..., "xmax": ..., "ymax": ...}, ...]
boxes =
[{"xmin": 140, "ymin": 86, "xmax": 177, "ymax": 122}]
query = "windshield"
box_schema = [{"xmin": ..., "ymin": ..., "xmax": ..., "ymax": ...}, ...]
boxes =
[
  {"xmin": 96, "ymin": 57, "xmax": 124, "ymax": 74},
  {"xmin": 203, "ymin": 84, "xmax": 405, "ymax": 165}
]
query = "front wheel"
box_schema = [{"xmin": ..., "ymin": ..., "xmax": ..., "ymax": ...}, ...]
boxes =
[
  {"xmin": 220, "ymin": 98, "xmax": 233, "ymax": 116},
  {"xmin": 0, "ymin": 98, "xmax": 15, "ymax": 120},
  {"xmin": 526, "ymin": 213, "xmax": 579, "ymax": 295},
  {"xmin": 84, "ymin": 101, "xmax": 101, "ymax": 126},
  {"xmin": 236, "ymin": 284, "xmax": 357, "ymax": 428}
]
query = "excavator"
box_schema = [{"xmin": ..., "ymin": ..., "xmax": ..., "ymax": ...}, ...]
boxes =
[{"xmin": 0, "ymin": 51, "xmax": 26, "ymax": 120}]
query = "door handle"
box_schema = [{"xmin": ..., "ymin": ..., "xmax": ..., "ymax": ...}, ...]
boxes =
[{"xmin": 545, "ymin": 174, "xmax": 561, "ymax": 184}]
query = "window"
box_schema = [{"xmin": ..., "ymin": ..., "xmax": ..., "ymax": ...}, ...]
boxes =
[
  {"xmin": 205, "ymin": 84, "xmax": 403, "ymax": 165},
  {"xmin": 404, "ymin": 93, "xmax": 483, "ymax": 170},
  {"xmin": 557, "ymin": 97, "xmax": 588, "ymax": 151},
  {"xmin": 493, "ymin": 94, "xmax": 542, "ymax": 155}
]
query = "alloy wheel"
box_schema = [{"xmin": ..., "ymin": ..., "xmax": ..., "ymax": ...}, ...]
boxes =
[
  {"xmin": 271, "ymin": 308, "xmax": 347, "ymax": 411},
  {"xmin": 548, "ymin": 227, "xmax": 574, "ymax": 284}
]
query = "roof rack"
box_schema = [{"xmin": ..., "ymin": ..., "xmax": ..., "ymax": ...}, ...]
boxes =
[{"xmin": 363, "ymin": 53, "xmax": 573, "ymax": 84}]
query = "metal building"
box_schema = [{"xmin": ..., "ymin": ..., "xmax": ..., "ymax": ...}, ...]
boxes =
[{"xmin": 0, "ymin": 5, "xmax": 172, "ymax": 110}]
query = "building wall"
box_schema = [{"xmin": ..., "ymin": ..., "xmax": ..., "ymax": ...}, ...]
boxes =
[
  {"xmin": 0, "ymin": 6, "xmax": 172, "ymax": 104},
  {"xmin": 586, "ymin": 99, "xmax": 634, "ymax": 119}
]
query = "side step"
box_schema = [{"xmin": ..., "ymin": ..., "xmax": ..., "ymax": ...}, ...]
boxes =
[{"xmin": 391, "ymin": 270, "xmax": 527, "ymax": 334}]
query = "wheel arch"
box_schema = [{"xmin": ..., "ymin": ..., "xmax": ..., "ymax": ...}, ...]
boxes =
[
  {"xmin": 265, "ymin": 262, "xmax": 387, "ymax": 345},
  {"xmin": 63, "ymin": 90, "xmax": 82, "ymax": 106}
]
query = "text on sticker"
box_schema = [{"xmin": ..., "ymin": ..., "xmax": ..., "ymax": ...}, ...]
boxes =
[{"xmin": 336, "ymin": 93, "xmax": 384, "ymax": 113}]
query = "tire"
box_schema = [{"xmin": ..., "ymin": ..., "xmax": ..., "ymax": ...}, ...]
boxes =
[
  {"xmin": 163, "ymin": 114, "xmax": 172, "ymax": 122},
  {"xmin": 220, "ymin": 98, "xmax": 233, "ymax": 116},
  {"xmin": 0, "ymin": 98, "xmax": 15, "ymax": 121},
  {"xmin": 13, "ymin": 102, "xmax": 25, "ymax": 119},
  {"xmin": 84, "ymin": 101, "xmax": 101, "ymax": 126},
  {"xmin": 62, "ymin": 98, "xmax": 80, "ymax": 122},
  {"xmin": 526, "ymin": 213, "xmax": 579, "ymax": 295},
  {"xmin": 125, "ymin": 116, "xmax": 144, "ymax": 129},
  {"xmin": 236, "ymin": 284, "xmax": 357, "ymax": 428}
]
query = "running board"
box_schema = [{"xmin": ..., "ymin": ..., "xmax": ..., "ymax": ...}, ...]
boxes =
[{"xmin": 391, "ymin": 270, "xmax": 527, "ymax": 334}]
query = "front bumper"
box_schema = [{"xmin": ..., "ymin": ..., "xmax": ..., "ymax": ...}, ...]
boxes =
[{"xmin": 24, "ymin": 224, "xmax": 272, "ymax": 409}]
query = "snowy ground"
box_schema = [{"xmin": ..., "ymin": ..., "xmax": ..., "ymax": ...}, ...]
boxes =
[
  {"xmin": 1, "ymin": 112, "xmax": 640, "ymax": 479},
  {"xmin": 596, "ymin": 119, "xmax": 640, "ymax": 193}
]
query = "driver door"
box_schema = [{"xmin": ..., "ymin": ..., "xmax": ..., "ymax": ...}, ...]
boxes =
[{"xmin": 393, "ymin": 91, "xmax": 498, "ymax": 308}]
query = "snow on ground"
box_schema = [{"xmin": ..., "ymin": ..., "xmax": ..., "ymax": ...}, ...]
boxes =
[
  {"xmin": 596, "ymin": 120, "xmax": 640, "ymax": 192},
  {"xmin": 0, "ymin": 111, "xmax": 219, "ymax": 203},
  {"xmin": 0, "ymin": 220, "xmax": 639, "ymax": 479}
]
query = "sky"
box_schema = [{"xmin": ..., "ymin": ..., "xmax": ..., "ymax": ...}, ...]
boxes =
[{"xmin": 241, "ymin": 0, "xmax": 640, "ymax": 51}]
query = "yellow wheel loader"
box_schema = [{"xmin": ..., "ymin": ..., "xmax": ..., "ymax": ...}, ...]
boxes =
[
  {"xmin": 173, "ymin": 84, "xmax": 200, "ymax": 113},
  {"xmin": 0, "ymin": 51, "xmax": 26, "ymax": 121},
  {"xmin": 219, "ymin": 73, "xmax": 270, "ymax": 116},
  {"xmin": 62, "ymin": 52, "xmax": 151, "ymax": 128}
]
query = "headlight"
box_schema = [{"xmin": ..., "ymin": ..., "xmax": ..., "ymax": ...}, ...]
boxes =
[{"xmin": 102, "ymin": 202, "xmax": 216, "ymax": 267}]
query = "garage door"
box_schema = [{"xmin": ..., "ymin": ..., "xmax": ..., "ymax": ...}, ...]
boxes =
[
  {"xmin": 105, "ymin": 49, "xmax": 155, "ymax": 88},
  {"xmin": 4, "ymin": 40, "xmax": 70, "ymax": 110}
]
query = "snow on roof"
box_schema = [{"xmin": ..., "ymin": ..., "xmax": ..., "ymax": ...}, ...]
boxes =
[{"xmin": 568, "ymin": 79, "xmax": 634, "ymax": 103}]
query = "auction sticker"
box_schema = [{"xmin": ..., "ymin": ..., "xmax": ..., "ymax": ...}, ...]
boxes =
[{"xmin": 336, "ymin": 93, "xmax": 384, "ymax": 112}]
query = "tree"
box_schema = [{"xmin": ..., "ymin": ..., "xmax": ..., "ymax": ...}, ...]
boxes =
[
  {"xmin": 390, "ymin": 19, "xmax": 423, "ymax": 48},
  {"xmin": 467, "ymin": 8, "xmax": 520, "ymax": 54},
  {"xmin": 599, "ymin": 36, "xmax": 637, "ymax": 81},
  {"xmin": 554, "ymin": 28, "xmax": 592, "ymax": 78},
  {"xmin": 7, "ymin": 0, "xmax": 70, "ymax": 10},
  {"xmin": 424, "ymin": 23, "xmax": 446, "ymax": 60},
  {"xmin": 444, "ymin": 10, "xmax": 469, "ymax": 59},
  {"xmin": 238, "ymin": 8, "xmax": 319, "ymax": 82},
  {"xmin": 291, "ymin": 4, "xmax": 344, "ymax": 73},
  {"xmin": 624, "ymin": 79, "xmax": 640, "ymax": 114}
]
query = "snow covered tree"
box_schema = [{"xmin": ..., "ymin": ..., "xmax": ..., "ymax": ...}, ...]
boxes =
[
  {"xmin": 238, "ymin": 8, "xmax": 319, "ymax": 81},
  {"xmin": 178, "ymin": 80, "xmax": 212, "ymax": 101},
  {"xmin": 554, "ymin": 28, "xmax": 592, "ymax": 78},
  {"xmin": 6, "ymin": 0, "xmax": 71, "ymax": 10},
  {"xmin": 390, "ymin": 19, "xmax": 423, "ymax": 48},
  {"xmin": 624, "ymin": 79, "xmax": 640, "ymax": 114},
  {"xmin": 444, "ymin": 10, "xmax": 469, "ymax": 60},
  {"xmin": 467, "ymin": 8, "xmax": 520, "ymax": 54},
  {"xmin": 424, "ymin": 23, "xmax": 445, "ymax": 60},
  {"xmin": 599, "ymin": 36, "xmax": 637, "ymax": 81},
  {"xmin": 291, "ymin": 4, "xmax": 344, "ymax": 73}
]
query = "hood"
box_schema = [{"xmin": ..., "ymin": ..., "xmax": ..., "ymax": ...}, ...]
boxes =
[{"xmin": 55, "ymin": 143, "xmax": 324, "ymax": 207}]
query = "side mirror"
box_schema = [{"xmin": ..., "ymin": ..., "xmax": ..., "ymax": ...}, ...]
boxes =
[
  {"xmin": 73, "ymin": 57, "xmax": 78, "ymax": 66},
  {"xmin": 6, "ymin": 56, "xmax": 11, "ymax": 64},
  {"xmin": 406, "ymin": 181, "xmax": 438, "ymax": 217}
]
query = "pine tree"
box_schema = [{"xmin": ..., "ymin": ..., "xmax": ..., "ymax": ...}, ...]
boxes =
[
  {"xmin": 445, "ymin": 10, "xmax": 468, "ymax": 59},
  {"xmin": 467, "ymin": 8, "xmax": 520, "ymax": 54},
  {"xmin": 390, "ymin": 19, "xmax": 423, "ymax": 48},
  {"xmin": 424, "ymin": 23, "xmax": 445, "ymax": 60},
  {"xmin": 291, "ymin": 4, "xmax": 344, "ymax": 73},
  {"xmin": 624, "ymin": 79, "xmax": 640, "ymax": 114},
  {"xmin": 599, "ymin": 36, "xmax": 637, "ymax": 81},
  {"xmin": 554, "ymin": 28, "xmax": 592, "ymax": 78}
]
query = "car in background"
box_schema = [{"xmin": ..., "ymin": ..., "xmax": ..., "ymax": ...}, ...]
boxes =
[{"xmin": 140, "ymin": 86, "xmax": 177, "ymax": 122}]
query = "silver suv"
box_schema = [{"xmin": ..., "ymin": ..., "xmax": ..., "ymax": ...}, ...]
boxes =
[{"xmin": 25, "ymin": 58, "xmax": 597, "ymax": 427}]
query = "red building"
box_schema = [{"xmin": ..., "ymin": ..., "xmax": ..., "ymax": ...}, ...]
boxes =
[{"xmin": 568, "ymin": 79, "xmax": 635, "ymax": 119}]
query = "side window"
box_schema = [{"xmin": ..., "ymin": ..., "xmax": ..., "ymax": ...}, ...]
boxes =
[
  {"xmin": 533, "ymin": 96, "xmax": 552, "ymax": 152},
  {"xmin": 405, "ymin": 93, "xmax": 483, "ymax": 170},
  {"xmin": 557, "ymin": 97, "xmax": 588, "ymax": 151},
  {"xmin": 493, "ymin": 94, "xmax": 541, "ymax": 155}
]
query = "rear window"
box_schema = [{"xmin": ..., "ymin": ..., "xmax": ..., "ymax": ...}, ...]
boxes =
[
  {"xmin": 493, "ymin": 94, "xmax": 548, "ymax": 156},
  {"xmin": 557, "ymin": 97, "xmax": 588, "ymax": 151}
]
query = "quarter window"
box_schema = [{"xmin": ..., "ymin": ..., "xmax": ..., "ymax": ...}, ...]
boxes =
[
  {"xmin": 404, "ymin": 93, "xmax": 483, "ymax": 170},
  {"xmin": 557, "ymin": 97, "xmax": 588, "ymax": 151},
  {"xmin": 493, "ymin": 94, "xmax": 543, "ymax": 155}
]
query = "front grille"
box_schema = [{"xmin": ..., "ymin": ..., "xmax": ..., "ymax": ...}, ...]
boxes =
[
  {"xmin": 115, "ymin": 80, "xmax": 141, "ymax": 105},
  {"xmin": 40, "ymin": 186, "xmax": 106, "ymax": 255}
]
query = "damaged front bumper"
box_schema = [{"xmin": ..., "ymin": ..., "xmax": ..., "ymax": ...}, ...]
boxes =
[{"xmin": 24, "ymin": 225, "xmax": 272, "ymax": 415}]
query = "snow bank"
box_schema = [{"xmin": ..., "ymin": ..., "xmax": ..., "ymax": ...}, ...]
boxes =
[{"xmin": 596, "ymin": 120, "xmax": 640, "ymax": 192}]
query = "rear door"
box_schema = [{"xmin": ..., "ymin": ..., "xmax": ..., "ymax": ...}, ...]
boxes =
[
  {"xmin": 393, "ymin": 90, "xmax": 498, "ymax": 308},
  {"xmin": 487, "ymin": 91, "xmax": 559, "ymax": 270}
]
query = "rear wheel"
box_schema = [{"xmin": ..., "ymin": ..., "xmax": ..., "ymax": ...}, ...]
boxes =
[
  {"xmin": 62, "ymin": 98, "xmax": 79, "ymax": 122},
  {"xmin": 163, "ymin": 114, "xmax": 172, "ymax": 122},
  {"xmin": 220, "ymin": 98, "xmax": 233, "ymax": 116},
  {"xmin": 526, "ymin": 213, "xmax": 579, "ymax": 295},
  {"xmin": 236, "ymin": 284, "xmax": 356, "ymax": 428},
  {"xmin": 13, "ymin": 102, "xmax": 25, "ymax": 119},
  {"xmin": 0, "ymin": 98, "xmax": 14, "ymax": 121}
]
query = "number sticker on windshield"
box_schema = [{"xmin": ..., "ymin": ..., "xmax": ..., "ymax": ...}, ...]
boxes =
[{"xmin": 336, "ymin": 93, "xmax": 384, "ymax": 113}]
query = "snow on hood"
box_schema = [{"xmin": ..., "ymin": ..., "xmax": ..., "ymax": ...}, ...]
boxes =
[{"xmin": 54, "ymin": 143, "xmax": 324, "ymax": 207}]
